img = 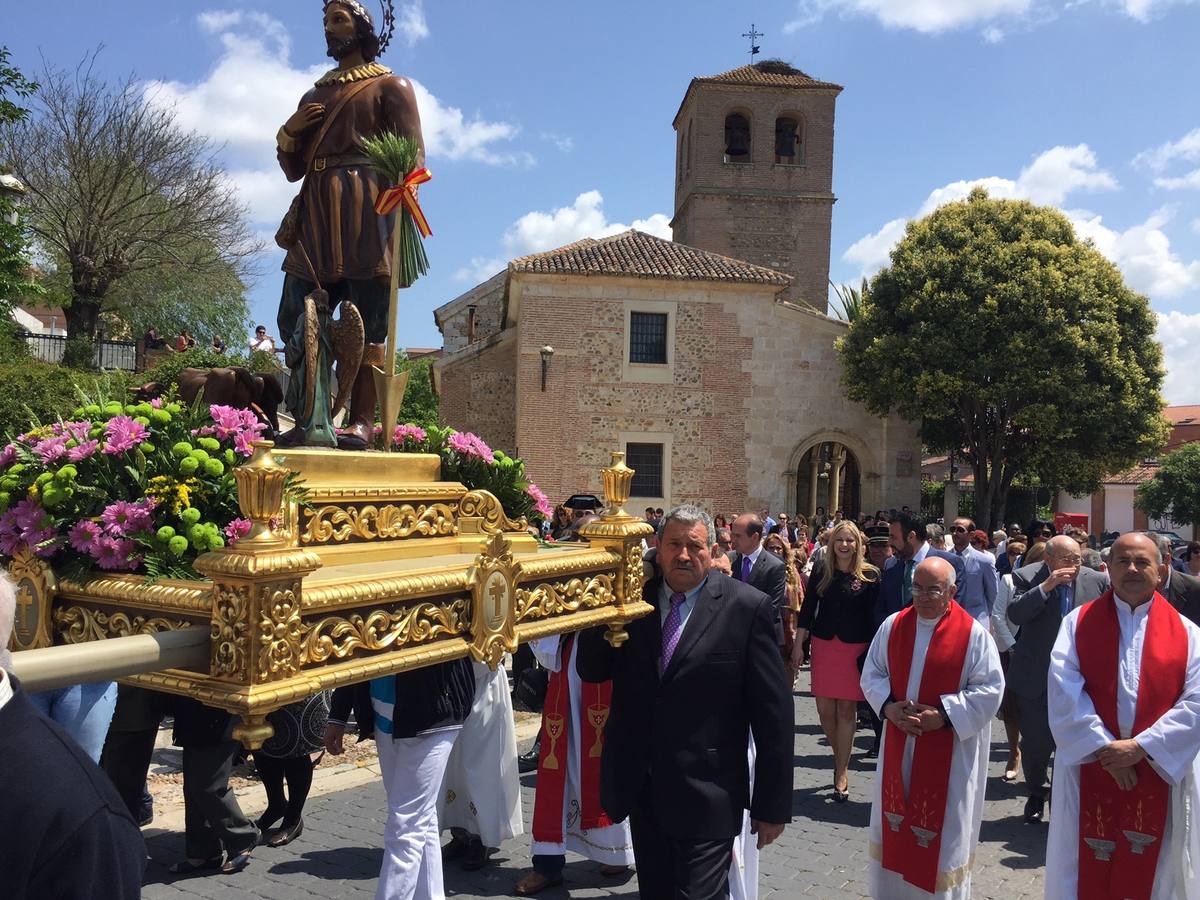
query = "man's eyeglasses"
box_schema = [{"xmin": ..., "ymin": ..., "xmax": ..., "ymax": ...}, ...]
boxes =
[
  {"xmin": 912, "ymin": 586, "xmax": 951, "ymax": 600},
  {"xmin": 1036, "ymin": 530, "xmax": 1053, "ymax": 538},
  {"xmin": 951, "ymin": 525, "xmax": 969, "ymax": 534},
  {"xmin": 1051, "ymin": 555, "xmax": 1083, "ymax": 566}
]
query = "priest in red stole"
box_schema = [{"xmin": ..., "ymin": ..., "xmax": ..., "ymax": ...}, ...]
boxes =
[
  {"xmin": 862, "ymin": 556, "xmax": 1004, "ymax": 898},
  {"xmin": 513, "ymin": 633, "xmax": 633, "ymax": 894},
  {"xmin": 1046, "ymin": 532, "xmax": 1200, "ymax": 900}
]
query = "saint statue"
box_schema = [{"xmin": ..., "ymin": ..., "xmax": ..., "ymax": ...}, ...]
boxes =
[{"xmin": 274, "ymin": 0, "xmax": 423, "ymax": 448}]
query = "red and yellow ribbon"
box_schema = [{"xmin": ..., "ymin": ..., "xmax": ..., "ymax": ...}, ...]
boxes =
[{"xmin": 374, "ymin": 167, "xmax": 433, "ymax": 237}]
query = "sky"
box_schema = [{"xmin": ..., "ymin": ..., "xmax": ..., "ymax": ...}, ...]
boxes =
[{"xmin": 6, "ymin": 0, "xmax": 1200, "ymax": 403}]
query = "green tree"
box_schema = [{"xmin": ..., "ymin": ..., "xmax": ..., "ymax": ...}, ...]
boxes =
[
  {"xmin": 0, "ymin": 57, "xmax": 259, "ymax": 348},
  {"xmin": 0, "ymin": 47, "xmax": 39, "ymax": 326},
  {"xmin": 829, "ymin": 277, "xmax": 870, "ymax": 322},
  {"xmin": 397, "ymin": 353, "xmax": 441, "ymax": 430},
  {"xmin": 1136, "ymin": 443, "xmax": 1200, "ymax": 532},
  {"xmin": 839, "ymin": 188, "xmax": 1169, "ymax": 529}
]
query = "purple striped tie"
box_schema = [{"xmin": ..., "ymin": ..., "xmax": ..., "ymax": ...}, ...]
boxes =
[
  {"xmin": 661, "ymin": 592, "xmax": 686, "ymax": 670},
  {"xmin": 741, "ymin": 556, "xmax": 752, "ymax": 581}
]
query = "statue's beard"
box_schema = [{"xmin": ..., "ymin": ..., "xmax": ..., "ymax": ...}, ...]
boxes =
[{"xmin": 326, "ymin": 33, "xmax": 359, "ymax": 61}]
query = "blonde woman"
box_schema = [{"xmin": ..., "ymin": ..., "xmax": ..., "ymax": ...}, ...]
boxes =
[
  {"xmin": 764, "ymin": 533, "xmax": 802, "ymax": 677},
  {"xmin": 793, "ymin": 522, "xmax": 880, "ymax": 802}
]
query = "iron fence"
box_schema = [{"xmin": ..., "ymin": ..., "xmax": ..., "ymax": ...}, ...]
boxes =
[{"xmin": 18, "ymin": 331, "xmax": 139, "ymax": 372}]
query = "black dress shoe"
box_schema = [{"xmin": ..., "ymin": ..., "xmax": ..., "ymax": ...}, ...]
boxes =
[
  {"xmin": 518, "ymin": 740, "xmax": 541, "ymax": 774},
  {"xmin": 1023, "ymin": 795, "xmax": 1046, "ymax": 824},
  {"xmin": 266, "ymin": 819, "xmax": 304, "ymax": 847}
]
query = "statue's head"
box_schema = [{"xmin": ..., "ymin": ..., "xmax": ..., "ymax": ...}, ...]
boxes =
[{"xmin": 323, "ymin": 0, "xmax": 390, "ymax": 62}]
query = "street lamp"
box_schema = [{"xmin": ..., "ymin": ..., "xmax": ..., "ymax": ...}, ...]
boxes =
[{"xmin": 540, "ymin": 345, "xmax": 554, "ymax": 392}]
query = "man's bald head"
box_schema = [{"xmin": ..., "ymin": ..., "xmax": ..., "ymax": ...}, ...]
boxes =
[
  {"xmin": 1045, "ymin": 535, "xmax": 1083, "ymax": 561},
  {"xmin": 912, "ymin": 556, "xmax": 957, "ymax": 620},
  {"xmin": 1109, "ymin": 532, "xmax": 1161, "ymax": 607},
  {"xmin": 730, "ymin": 514, "xmax": 763, "ymax": 556}
]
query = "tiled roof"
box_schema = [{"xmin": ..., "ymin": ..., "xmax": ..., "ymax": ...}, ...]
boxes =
[
  {"xmin": 1105, "ymin": 463, "xmax": 1160, "ymax": 485},
  {"xmin": 696, "ymin": 62, "xmax": 843, "ymax": 91},
  {"xmin": 508, "ymin": 230, "xmax": 792, "ymax": 287},
  {"xmin": 1166, "ymin": 405, "xmax": 1200, "ymax": 425}
]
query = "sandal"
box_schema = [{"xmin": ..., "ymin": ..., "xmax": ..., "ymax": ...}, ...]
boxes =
[
  {"xmin": 514, "ymin": 870, "xmax": 564, "ymax": 895},
  {"xmin": 168, "ymin": 856, "xmax": 223, "ymax": 874}
]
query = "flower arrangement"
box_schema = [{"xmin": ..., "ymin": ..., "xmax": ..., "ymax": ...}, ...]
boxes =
[
  {"xmin": 389, "ymin": 423, "xmax": 553, "ymax": 522},
  {"xmin": 0, "ymin": 392, "xmax": 278, "ymax": 580}
]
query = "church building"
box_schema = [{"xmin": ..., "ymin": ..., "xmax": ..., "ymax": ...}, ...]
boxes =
[{"xmin": 432, "ymin": 61, "xmax": 921, "ymax": 519}]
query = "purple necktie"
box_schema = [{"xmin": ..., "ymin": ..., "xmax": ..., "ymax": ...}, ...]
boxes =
[
  {"xmin": 740, "ymin": 556, "xmax": 752, "ymax": 581},
  {"xmin": 661, "ymin": 592, "xmax": 686, "ymax": 670}
]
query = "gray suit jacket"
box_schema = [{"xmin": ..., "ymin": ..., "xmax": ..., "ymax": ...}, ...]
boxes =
[
  {"xmin": 1165, "ymin": 569, "xmax": 1200, "ymax": 626},
  {"xmin": 1007, "ymin": 562, "xmax": 1109, "ymax": 699}
]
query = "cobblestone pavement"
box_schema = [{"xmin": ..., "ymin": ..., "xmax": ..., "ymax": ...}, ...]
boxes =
[{"xmin": 141, "ymin": 671, "xmax": 1048, "ymax": 899}]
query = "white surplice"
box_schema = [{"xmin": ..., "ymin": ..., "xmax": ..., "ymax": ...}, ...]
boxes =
[
  {"xmin": 529, "ymin": 636, "xmax": 634, "ymax": 866},
  {"xmin": 728, "ymin": 738, "xmax": 760, "ymax": 900},
  {"xmin": 861, "ymin": 611, "xmax": 1005, "ymax": 899},
  {"xmin": 438, "ymin": 660, "xmax": 524, "ymax": 848},
  {"xmin": 1046, "ymin": 596, "xmax": 1200, "ymax": 899}
]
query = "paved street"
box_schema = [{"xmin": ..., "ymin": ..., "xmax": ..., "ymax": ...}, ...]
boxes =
[{"xmin": 142, "ymin": 670, "xmax": 1048, "ymax": 899}]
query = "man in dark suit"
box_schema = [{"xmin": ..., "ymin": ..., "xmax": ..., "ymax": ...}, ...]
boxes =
[
  {"xmin": 577, "ymin": 505, "xmax": 793, "ymax": 900},
  {"xmin": 730, "ymin": 513, "xmax": 788, "ymax": 644},
  {"xmin": 1008, "ymin": 534, "xmax": 1108, "ymax": 823},
  {"xmin": 1147, "ymin": 532, "xmax": 1200, "ymax": 624},
  {"xmin": 876, "ymin": 510, "xmax": 965, "ymax": 625}
]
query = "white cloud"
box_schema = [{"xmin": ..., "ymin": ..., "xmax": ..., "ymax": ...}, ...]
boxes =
[
  {"xmin": 844, "ymin": 145, "xmax": 1118, "ymax": 273},
  {"xmin": 541, "ymin": 133, "xmax": 575, "ymax": 153},
  {"xmin": 452, "ymin": 192, "xmax": 672, "ymax": 283},
  {"xmin": 144, "ymin": 10, "xmax": 529, "ymax": 229},
  {"xmin": 785, "ymin": 0, "xmax": 1034, "ymax": 34},
  {"xmin": 395, "ymin": 1, "xmax": 430, "ymax": 46},
  {"xmin": 982, "ymin": 25, "xmax": 1007, "ymax": 41},
  {"xmin": 1156, "ymin": 311, "xmax": 1200, "ymax": 404},
  {"xmin": 1111, "ymin": 0, "xmax": 1198, "ymax": 21},
  {"xmin": 1134, "ymin": 127, "xmax": 1200, "ymax": 172},
  {"xmin": 1155, "ymin": 170, "xmax": 1200, "ymax": 190},
  {"xmin": 1073, "ymin": 208, "xmax": 1200, "ymax": 298}
]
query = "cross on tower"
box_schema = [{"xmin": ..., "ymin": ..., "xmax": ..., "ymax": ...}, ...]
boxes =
[{"xmin": 741, "ymin": 23, "xmax": 763, "ymax": 63}]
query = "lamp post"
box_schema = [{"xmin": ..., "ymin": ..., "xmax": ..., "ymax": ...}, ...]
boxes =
[{"xmin": 540, "ymin": 345, "xmax": 554, "ymax": 392}]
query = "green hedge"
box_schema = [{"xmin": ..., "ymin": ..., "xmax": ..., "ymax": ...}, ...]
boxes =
[{"xmin": 0, "ymin": 360, "xmax": 135, "ymax": 440}]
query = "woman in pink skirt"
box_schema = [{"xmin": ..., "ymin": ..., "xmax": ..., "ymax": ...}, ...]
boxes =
[{"xmin": 793, "ymin": 521, "xmax": 880, "ymax": 802}]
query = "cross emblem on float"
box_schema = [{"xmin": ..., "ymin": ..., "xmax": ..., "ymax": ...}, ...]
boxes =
[
  {"xmin": 6, "ymin": 551, "xmax": 55, "ymax": 651},
  {"xmin": 468, "ymin": 532, "xmax": 521, "ymax": 668}
]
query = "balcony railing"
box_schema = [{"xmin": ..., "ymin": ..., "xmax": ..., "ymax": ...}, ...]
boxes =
[{"xmin": 18, "ymin": 331, "xmax": 139, "ymax": 372}]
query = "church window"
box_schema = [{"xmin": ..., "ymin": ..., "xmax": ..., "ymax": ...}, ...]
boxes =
[
  {"xmin": 629, "ymin": 312, "xmax": 668, "ymax": 365},
  {"xmin": 724, "ymin": 113, "xmax": 751, "ymax": 163},
  {"xmin": 775, "ymin": 116, "xmax": 803, "ymax": 164},
  {"xmin": 627, "ymin": 443, "xmax": 665, "ymax": 498}
]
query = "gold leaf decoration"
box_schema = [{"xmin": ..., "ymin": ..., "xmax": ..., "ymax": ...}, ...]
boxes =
[
  {"xmin": 302, "ymin": 599, "xmax": 469, "ymax": 664},
  {"xmin": 258, "ymin": 587, "xmax": 304, "ymax": 680},
  {"xmin": 458, "ymin": 490, "xmax": 527, "ymax": 534},
  {"xmin": 211, "ymin": 586, "xmax": 251, "ymax": 680},
  {"xmin": 301, "ymin": 502, "xmax": 457, "ymax": 545},
  {"xmin": 514, "ymin": 574, "xmax": 616, "ymax": 622},
  {"xmin": 55, "ymin": 607, "xmax": 194, "ymax": 644}
]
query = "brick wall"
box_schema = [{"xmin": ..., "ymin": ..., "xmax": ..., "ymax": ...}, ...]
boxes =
[
  {"xmin": 672, "ymin": 81, "xmax": 839, "ymax": 312},
  {"xmin": 437, "ymin": 273, "xmax": 506, "ymax": 354},
  {"xmin": 437, "ymin": 333, "xmax": 517, "ymax": 453}
]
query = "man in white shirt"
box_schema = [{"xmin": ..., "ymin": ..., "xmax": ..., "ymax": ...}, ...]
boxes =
[
  {"xmin": 249, "ymin": 325, "xmax": 278, "ymax": 354},
  {"xmin": 1046, "ymin": 532, "xmax": 1200, "ymax": 899}
]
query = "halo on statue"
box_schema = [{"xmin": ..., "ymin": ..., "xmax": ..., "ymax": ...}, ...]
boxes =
[{"xmin": 322, "ymin": 0, "xmax": 397, "ymax": 54}]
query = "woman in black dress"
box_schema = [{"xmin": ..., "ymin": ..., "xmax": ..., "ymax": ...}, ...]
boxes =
[
  {"xmin": 253, "ymin": 691, "xmax": 331, "ymax": 846},
  {"xmin": 793, "ymin": 521, "xmax": 880, "ymax": 802}
]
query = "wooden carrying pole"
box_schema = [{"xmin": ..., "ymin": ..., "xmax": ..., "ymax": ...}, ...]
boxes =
[{"xmin": 9, "ymin": 627, "xmax": 210, "ymax": 693}]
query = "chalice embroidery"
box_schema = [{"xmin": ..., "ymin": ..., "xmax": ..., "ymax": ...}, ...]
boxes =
[
  {"xmin": 588, "ymin": 703, "xmax": 610, "ymax": 758},
  {"xmin": 544, "ymin": 713, "xmax": 565, "ymax": 770}
]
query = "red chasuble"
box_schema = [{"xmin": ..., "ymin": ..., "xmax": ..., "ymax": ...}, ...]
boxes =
[
  {"xmin": 881, "ymin": 601, "xmax": 974, "ymax": 894},
  {"xmin": 1074, "ymin": 591, "xmax": 1188, "ymax": 900},
  {"xmin": 531, "ymin": 634, "xmax": 614, "ymax": 842}
]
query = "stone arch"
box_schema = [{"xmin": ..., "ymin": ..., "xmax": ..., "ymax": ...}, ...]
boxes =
[
  {"xmin": 774, "ymin": 110, "xmax": 806, "ymax": 164},
  {"xmin": 723, "ymin": 109, "xmax": 752, "ymax": 162},
  {"xmin": 788, "ymin": 430, "xmax": 880, "ymax": 523}
]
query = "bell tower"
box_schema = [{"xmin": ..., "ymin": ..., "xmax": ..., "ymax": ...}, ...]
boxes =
[{"xmin": 670, "ymin": 60, "xmax": 842, "ymax": 312}]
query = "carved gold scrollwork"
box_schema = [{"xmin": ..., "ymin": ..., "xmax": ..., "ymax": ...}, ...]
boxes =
[
  {"xmin": 258, "ymin": 587, "xmax": 304, "ymax": 680},
  {"xmin": 8, "ymin": 549, "xmax": 56, "ymax": 651},
  {"xmin": 515, "ymin": 574, "xmax": 617, "ymax": 622},
  {"xmin": 458, "ymin": 490, "xmax": 527, "ymax": 534},
  {"xmin": 211, "ymin": 586, "xmax": 251, "ymax": 680},
  {"xmin": 623, "ymin": 543, "xmax": 645, "ymax": 602},
  {"xmin": 55, "ymin": 606, "xmax": 194, "ymax": 644},
  {"xmin": 468, "ymin": 532, "xmax": 522, "ymax": 669},
  {"xmin": 301, "ymin": 599, "xmax": 469, "ymax": 664},
  {"xmin": 301, "ymin": 502, "xmax": 457, "ymax": 545}
]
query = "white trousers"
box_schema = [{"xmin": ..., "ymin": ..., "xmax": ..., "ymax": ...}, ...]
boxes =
[{"xmin": 376, "ymin": 728, "xmax": 459, "ymax": 900}]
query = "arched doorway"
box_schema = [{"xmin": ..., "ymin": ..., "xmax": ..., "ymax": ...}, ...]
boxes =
[{"xmin": 795, "ymin": 442, "xmax": 861, "ymax": 522}]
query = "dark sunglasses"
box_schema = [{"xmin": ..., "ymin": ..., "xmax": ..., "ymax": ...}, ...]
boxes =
[{"xmin": 951, "ymin": 525, "xmax": 969, "ymax": 533}]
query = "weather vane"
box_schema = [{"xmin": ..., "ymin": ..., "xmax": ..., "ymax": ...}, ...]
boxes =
[{"xmin": 742, "ymin": 23, "xmax": 763, "ymax": 63}]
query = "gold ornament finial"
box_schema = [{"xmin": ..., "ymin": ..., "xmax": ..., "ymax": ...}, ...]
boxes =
[
  {"xmin": 601, "ymin": 451, "xmax": 635, "ymax": 521},
  {"xmin": 232, "ymin": 441, "xmax": 288, "ymax": 547}
]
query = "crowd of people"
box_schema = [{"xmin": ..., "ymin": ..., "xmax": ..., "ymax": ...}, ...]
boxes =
[
  {"xmin": 140, "ymin": 325, "xmax": 285, "ymax": 358},
  {"xmin": 2, "ymin": 499, "xmax": 1200, "ymax": 899}
]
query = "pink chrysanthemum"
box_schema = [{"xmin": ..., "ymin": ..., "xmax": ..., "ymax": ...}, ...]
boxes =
[
  {"xmin": 393, "ymin": 424, "xmax": 427, "ymax": 446},
  {"xmin": 150, "ymin": 398, "xmax": 163, "ymax": 409},
  {"xmin": 12, "ymin": 500, "xmax": 47, "ymax": 532},
  {"xmin": 94, "ymin": 536, "xmax": 140, "ymax": 571},
  {"xmin": 33, "ymin": 436, "xmax": 69, "ymax": 465},
  {"xmin": 0, "ymin": 444, "xmax": 17, "ymax": 468},
  {"xmin": 224, "ymin": 518, "xmax": 252, "ymax": 544},
  {"xmin": 62, "ymin": 421, "xmax": 92, "ymax": 443},
  {"xmin": 526, "ymin": 483, "xmax": 554, "ymax": 519},
  {"xmin": 448, "ymin": 431, "xmax": 495, "ymax": 463},
  {"xmin": 25, "ymin": 525, "xmax": 60, "ymax": 558},
  {"xmin": 68, "ymin": 440, "xmax": 100, "ymax": 463},
  {"xmin": 69, "ymin": 520, "xmax": 104, "ymax": 554},
  {"xmin": 101, "ymin": 499, "xmax": 156, "ymax": 536},
  {"xmin": 102, "ymin": 416, "xmax": 149, "ymax": 456}
]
